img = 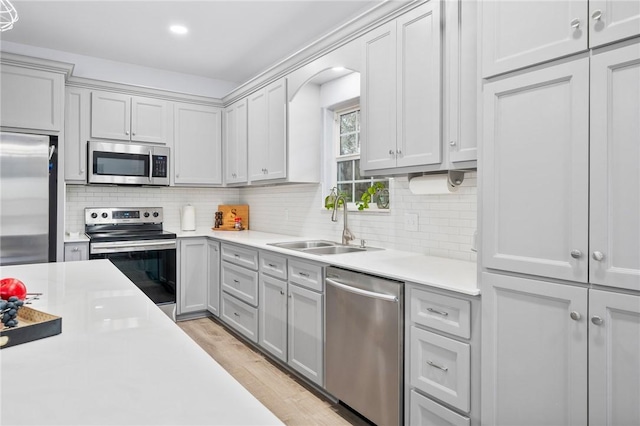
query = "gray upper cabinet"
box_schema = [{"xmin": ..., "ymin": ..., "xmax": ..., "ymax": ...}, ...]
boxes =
[
  {"xmin": 223, "ymin": 98, "xmax": 248, "ymax": 185},
  {"xmin": 64, "ymin": 87, "xmax": 91, "ymax": 183},
  {"xmin": 91, "ymin": 91, "xmax": 169, "ymax": 144},
  {"xmin": 482, "ymin": 0, "xmax": 640, "ymax": 78},
  {"xmin": 482, "ymin": 57, "xmax": 590, "ymax": 283}
]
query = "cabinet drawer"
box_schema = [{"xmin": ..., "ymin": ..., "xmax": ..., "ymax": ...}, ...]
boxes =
[
  {"xmin": 221, "ymin": 262, "xmax": 258, "ymax": 306},
  {"xmin": 289, "ymin": 259, "xmax": 324, "ymax": 292},
  {"xmin": 410, "ymin": 390, "xmax": 470, "ymax": 426},
  {"xmin": 410, "ymin": 287, "xmax": 471, "ymax": 339},
  {"xmin": 221, "ymin": 293, "xmax": 258, "ymax": 343},
  {"xmin": 260, "ymin": 251, "xmax": 287, "ymax": 280},
  {"xmin": 221, "ymin": 243, "xmax": 258, "ymax": 270},
  {"xmin": 410, "ymin": 326, "xmax": 470, "ymax": 412}
]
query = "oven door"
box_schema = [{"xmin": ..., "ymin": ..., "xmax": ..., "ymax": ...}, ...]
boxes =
[{"xmin": 90, "ymin": 240, "xmax": 177, "ymax": 307}]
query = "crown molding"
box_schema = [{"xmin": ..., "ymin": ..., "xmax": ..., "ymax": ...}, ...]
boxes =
[{"xmin": 0, "ymin": 51, "xmax": 74, "ymax": 78}]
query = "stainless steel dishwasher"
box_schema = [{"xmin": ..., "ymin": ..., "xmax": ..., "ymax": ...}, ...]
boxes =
[{"xmin": 325, "ymin": 266, "xmax": 403, "ymax": 426}]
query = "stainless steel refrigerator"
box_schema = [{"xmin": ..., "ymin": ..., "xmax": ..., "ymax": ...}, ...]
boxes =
[{"xmin": 0, "ymin": 132, "xmax": 57, "ymax": 266}]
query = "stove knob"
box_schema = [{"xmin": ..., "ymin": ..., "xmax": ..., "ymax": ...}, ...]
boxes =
[
  {"xmin": 101, "ymin": 212, "xmax": 108, "ymax": 219},
  {"xmin": 91, "ymin": 212, "xmax": 98, "ymax": 219},
  {"xmin": 153, "ymin": 212, "xmax": 159, "ymax": 218},
  {"xmin": 144, "ymin": 212, "xmax": 150, "ymax": 218}
]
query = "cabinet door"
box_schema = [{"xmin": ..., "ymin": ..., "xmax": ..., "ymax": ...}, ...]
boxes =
[
  {"xmin": 361, "ymin": 21, "xmax": 397, "ymax": 172},
  {"xmin": 178, "ymin": 239, "xmax": 207, "ymax": 314},
  {"xmin": 248, "ymin": 89, "xmax": 268, "ymax": 181},
  {"xmin": 288, "ymin": 283, "xmax": 323, "ymax": 386},
  {"xmin": 91, "ymin": 91, "xmax": 131, "ymax": 141},
  {"xmin": 590, "ymin": 43, "xmax": 640, "ymax": 292},
  {"xmin": 64, "ymin": 87, "xmax": 90, "ymax": 183},
  {"xmin": 481, "ymin": 272, "xmax": 588, "ymax": 426},
  {"xmin": 207, "ymin": 240, "xmax": 220, "ymax": 317},
  {"xmin": 0, "ymin": 65, "xmax": 64, "ymax": 132},
  {"xmin": 174, "ymin": 103, "xmax": 222, "ymax": 186},
  {"xmin": 447, "ymin": 0, "xmax": 478, "ymax": 165},
  {"xmin": 63, "ymin": 242, "xmax": 89, "ymax": 262},
  {"xmin": 481, "ymin": 1, "xmax": 588, "ymax": 77},
  {"xmin": 259, "ymin": 274, "xmax": 287, "ymax": 362},
  {"xmin": 396, "ymin": 1, "xmax": 441, "ymax": 168},
  {"xmin": 131, "ymin": 96, "xmax": 168, "ymax": 144},
  {"xmin": 589, "ymin": 0, "xmax": 640, "ymax": 48},
  {"xmin": 589, "ymin": 289, "xmax": 640, "ymax": 426},
  {"xmin": 224, "ymin": 99, "xmax": 248, "ymax": 184},
  {"xmin": 264, "ymin": 79, "xmax": 287, "ymax": 180},
  {"xmin": 482, "ymin": 58, "xmax": 589, "ymax": 282}
]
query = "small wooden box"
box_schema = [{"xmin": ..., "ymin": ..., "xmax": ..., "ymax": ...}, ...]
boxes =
[
  {"xmin": 1, "ymin": 306, "xmax": 62, "ymax": 349},
  {"xmin": 215, "ymin": 205, "xmax": 249, "ymax": 231}
]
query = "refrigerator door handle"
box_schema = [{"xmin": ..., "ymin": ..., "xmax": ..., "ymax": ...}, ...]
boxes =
[{"xmin": 48, "ymin": 145, "xmax": 56, "ymax": 161}]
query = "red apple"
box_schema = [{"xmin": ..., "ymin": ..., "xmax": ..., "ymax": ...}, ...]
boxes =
[{"xmin": 0, "ymin": 277, "xmax": 27, "ymax": 300}]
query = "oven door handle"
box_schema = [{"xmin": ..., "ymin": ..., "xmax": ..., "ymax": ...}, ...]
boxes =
[
  {"xmin": 148, "ymin": 150, "xmax": 153, "ymax": 182},
  {"xmin": 91, "ymin": 239, "xmax": 176, "ymax": 254}
]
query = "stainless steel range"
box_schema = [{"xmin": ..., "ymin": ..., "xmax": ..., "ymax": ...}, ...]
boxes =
[{"xmin": 85, "ymin": 207, "xmax": 177, "ymax": 320}]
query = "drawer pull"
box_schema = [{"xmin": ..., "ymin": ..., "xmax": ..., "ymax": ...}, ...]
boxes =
[
  {"xmin": 234, "ymin": 254, "xmax": 240, "ymax": 258},
  {"xmin": 233, "ymin": 312, "xmax": 240, "ymax": 317},
  {"xmin": 298, "ymin": 272, "xmax": 310, "ymax": 278},
  {"xmin": 426, "ymin": 360, "xmax": 449, "ymax": 372},
  {"xmin": 233, "ymin": 279, "xmax": 239, "ymax": 283},
  {"xmin": 427, "ymin": 307, "xmax": 449, "ymax": 317},
  {"xmin": 268, "ymin": 263, "xmax": 277, "ymax": 268},
  {"xmin": 280, "ymin": 290, "xmax": 285, "ymax": 295}
]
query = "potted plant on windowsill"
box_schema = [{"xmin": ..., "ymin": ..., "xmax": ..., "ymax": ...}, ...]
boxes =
[{"xmin": 357, "ymin": 182, "xmax": 389, "ymax": 211}]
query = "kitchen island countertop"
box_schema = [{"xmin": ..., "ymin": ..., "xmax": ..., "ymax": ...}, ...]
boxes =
[
  {"xmin": 174, "ymin": 228, "xmax": 479, "ymax": 296},
  {"xmin": 0, "ymin": 260, "xmax": 283, "ymax": 426}
]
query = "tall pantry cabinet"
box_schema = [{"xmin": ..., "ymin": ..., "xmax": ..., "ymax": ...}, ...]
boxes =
[{"xmin": 481, "ymin": 2, "xmax": 640, "ymax": 425}]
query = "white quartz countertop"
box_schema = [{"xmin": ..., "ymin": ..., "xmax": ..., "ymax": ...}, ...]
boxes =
[
  {"xmin": 0, "ymin": 260, "xmax": 283, "ymax": 426},
  {"xmin": 174, "ymin": 228, "xmax": 479, "ymax": 296}
]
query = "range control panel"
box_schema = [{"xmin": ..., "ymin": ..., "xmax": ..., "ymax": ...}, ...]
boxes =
[{"xmin": 85, "ymin": 207, "xmax": 163, "ymax": 225}]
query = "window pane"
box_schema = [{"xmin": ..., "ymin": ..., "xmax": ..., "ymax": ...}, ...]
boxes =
[
  {"xmin": 337, "ymin": 160, "xmax": 353, "ymax": 182},
  {"xmin": 340, "ymin": 111, "xmax": 357, "ymax": 133},
  {"xmin": 340, "ymin": 134, "xmax": 358, "ymax": 155},
  {"xmin": 355, "ymin": 182, "xmax": 370, "ymax": 202},
  {"xmin": 337, "ymin": 183, "xmax": 353, "ymax": 203},
  {"xmin": 354, "ymin": 159, "xmax": 362, "ymax": 180}
]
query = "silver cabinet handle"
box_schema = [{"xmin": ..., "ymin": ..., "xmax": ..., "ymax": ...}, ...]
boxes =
[
  {"xmin": 427, "ymin": 307, "xmax": 449, "ymax": 317},
  {"xmin": 233, "ymin": 279, "xmax": 239, "ymax": 283},
  {"xmin": 280, "ymin": 290, "xmax": 285, "ymax": 295},
  {"xmin": 570, "ymin": 311, "xmax": 581, "ymax": 321},
  {"xmin": 125, "ymin": 130, "xmax": 130, "ymax": 135},
  {"xmin": 571, "ymin": 250, "xmax": 582, "ymax": 259},
  {"xmin": 72, "ymin": 247, "xmax": 79, "ymax": 252},
  {"xmin": 591, "ymin": 316, "xmax": 604, "ymax": 326},
  {"xmin": 592, "ymin": 10, "xmax": 602, "ymax": 21},
  {"xmin": 571, "ymin": 18, "xmax": 581, "ymax": 29},
  {"xmin": 298, "ymin": 272, "xmax": 310, "ymax": 278},
  {"xmin": 388, "ymin": 149, "xmax": 395, "ymax": 155},
  {"xmin": 396, "ymin": 149, "xmax": 402, "ymax": 155},
  {"xmin": 268, "ymin": 263, "xmax": 277, "ymax": 268},
  {"xmin": 426, "ymin": 360, "xmax": 448, "ymax": 372},
  {"xmin": 233, "ymin": 312, "xmax": 240, "ymax": 317},
  {"xmin": 592, "ymin": 251, "xmax": 605, "ymax": 261},
  {"xmin": 449, "ymin": 140, "xmax": 457, "ymax": 147}
]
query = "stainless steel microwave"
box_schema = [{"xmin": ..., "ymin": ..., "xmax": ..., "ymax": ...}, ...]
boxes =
[{"xmin": 88, "ymin": 141, "xmax": 170, "ymax": 186}]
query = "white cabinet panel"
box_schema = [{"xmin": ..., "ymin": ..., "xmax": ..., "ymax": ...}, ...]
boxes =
[
  {"xmin": 64, "ymin": 87, "xmax": 90, "ymax": 183},
  {"xmin": 178, "ymin": 238, "xmax": 208, "ymax": 314},
  {"xmin": 481, "ymin": 272, "xmax": 588, "ymax": 426},
  {"xmin": 590, "ymin": 42, "xmax": 640, "ymax": 291},
  {"xmin": 91, "ymin": 91, "xmax": 131, "ymax": 140},
  {"xmin": 0, "ymin": 64, "xmax": 64, "ymax": 132},
  {"xmin": 589, "ymin": 0, "xmax": 640, "ymax": 48},
  {"xmin": 221, "ymin": 261, "xmax": 258, "ymax": 307},
  {"xmin": 174, "ymin": 103, "xmax": 222, "ymax": 186},
  {"xmin": 221, "ymin": 292, "xmax": 258, "ymax": 343},
  {"xmin": 589, "ymin": 289, "xmax": 640, "ymax": 426},
  {"xmin": 288, "ymin": 283, "xmax": 323, "ymax": 386},
  {"xmin": 63, "ymin": 242, "xmax": 89, "ymax": 262},
  {"xmin": 259, "ymin": 274, "xmax": 287, "ymax": 362},
  {"xmin": 206, "ymin": 240, "xmax": 220, "ymax": 317},
  {"xmin": 131, "ymin": 96, "xmax": 168, "ymax": 144},
  {"xmin": 223, "ymin": 99, "xmax": 248, "ymax": 184},
  {"xmin": 482, "ymin": 58, "xmax": 589, "ymax": 282},
  {"xmin": 482, "ymin": 1, "xmax": 588, "ymax": 77},
  {"xmin": 410, "ymin": 287, "xmax": 471, "ymax": 339},
  {"xmin": 410, "ymin": 390, "xmax": 470, "ymax": 426}
]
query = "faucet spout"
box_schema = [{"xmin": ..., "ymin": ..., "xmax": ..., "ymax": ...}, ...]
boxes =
[{"xmin": 332, "ymin": 195, "xmax": 355, "ymax": 245}]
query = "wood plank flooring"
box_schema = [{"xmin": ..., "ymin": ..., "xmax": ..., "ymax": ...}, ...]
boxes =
[{"xmin": 178, "ymin": 317, "xmax": 371, "ymax": 426}]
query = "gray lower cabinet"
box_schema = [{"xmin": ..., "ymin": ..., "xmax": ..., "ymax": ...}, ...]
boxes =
[
  {"xmin": 64, "ymin": 241, "xmax": 89, "ymax": 262},
  {"xmin": 258, "ymin": 252, "xmax": 324, "ymax": 387},
  {"xmin": 206, "ymin": 239, "xmax": 221, "ymax": 317},
  {"xmin": 405, "ymin": 283, "xmax": 480, "ymax": 425},
  {"xmin": 178, "ymin": 238, "xmax": 208, "ymax": 315}
]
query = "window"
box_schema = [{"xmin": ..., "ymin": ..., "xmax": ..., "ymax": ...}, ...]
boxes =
[{"xmin": 335, "ymin": 107, "xmax": 388, "ymax": 206}]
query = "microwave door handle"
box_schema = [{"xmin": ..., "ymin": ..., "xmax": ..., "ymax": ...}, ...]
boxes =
[{"xmin": 148, "ymin": 150, "xmax": 153, "ymax": 182}]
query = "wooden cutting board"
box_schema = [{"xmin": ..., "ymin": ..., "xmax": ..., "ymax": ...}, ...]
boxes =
[{"xmin": 215, "ymin": 205, "xmax": 249, "ymax": 230}]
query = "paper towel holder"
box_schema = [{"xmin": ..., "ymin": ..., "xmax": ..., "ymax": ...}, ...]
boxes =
[{"xmin": 408, "ymin": 170, "xmax": 465, "ymax": 189}]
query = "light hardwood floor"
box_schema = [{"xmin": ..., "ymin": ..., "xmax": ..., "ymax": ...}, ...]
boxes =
[{"xmin": 178, "ymin": 317, "xmax": 371, "ymax": 426}]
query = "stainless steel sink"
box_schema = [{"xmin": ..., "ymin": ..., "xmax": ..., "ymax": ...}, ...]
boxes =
[
  {"xmin": 268, "ymin": 240, "xmax": 337, "ymax": 249},
  {"xmin": 268, "ymin": 240, "xmax": 383, "ymax": 255}
]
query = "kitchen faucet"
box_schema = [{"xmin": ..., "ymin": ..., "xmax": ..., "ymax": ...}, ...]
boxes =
[{"xmin": 331, "ymin": 195, "xmax": 355, "ymax": 245}]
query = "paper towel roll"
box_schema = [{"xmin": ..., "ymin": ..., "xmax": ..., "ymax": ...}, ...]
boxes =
[
  {"xmin": 409, "ymin": 175, "xmax": 459, "ymax": 195},
  {"xmin": 181, "ymin": 205, "xmax": 196, "ymax": 231}
]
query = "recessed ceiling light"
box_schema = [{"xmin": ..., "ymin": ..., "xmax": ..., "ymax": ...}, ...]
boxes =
[{"xmin": 170, "ymin": 25, "xmax": 188, "ymax": 35}]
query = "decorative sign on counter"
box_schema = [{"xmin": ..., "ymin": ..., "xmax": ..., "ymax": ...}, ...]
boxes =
[
  {"xmin": 0, "ymin": 306, "xmax": 62, "ymax": 349},
  {"xmin": 214, "ymin": 205, "xmax": 249, "ymax": 231}
]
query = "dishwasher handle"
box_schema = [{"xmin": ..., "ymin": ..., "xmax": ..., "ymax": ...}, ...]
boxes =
[{"xmin": 326, "ymin": 277, "xmax": 399, "ymax": 302}]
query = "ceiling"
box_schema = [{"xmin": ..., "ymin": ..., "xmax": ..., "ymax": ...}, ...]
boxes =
[{"xmin": 1, "ymin": 0, "xmax": 384, "ymax": 86}]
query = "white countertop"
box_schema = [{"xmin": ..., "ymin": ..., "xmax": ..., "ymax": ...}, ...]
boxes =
[
  {"xmin": 174, "ymin": 228, "xmax": 479, "ymax": 296},
  {"xmin": 0, "ymin": 260, "xmax": 283, "ymax": 426}
]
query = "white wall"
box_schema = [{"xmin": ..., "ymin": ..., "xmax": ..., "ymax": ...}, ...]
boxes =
[
  {"xmin": 1, "ymin": 41, "xmax": 238, "ymax": 98},
  {"xmin": 65, "ymin": 185, "xmax": 240, "ymax": 233}
]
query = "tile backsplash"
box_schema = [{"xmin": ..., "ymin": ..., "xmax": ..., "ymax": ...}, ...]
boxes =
[{"xmin": 66, "ymin": 172, "xmax": 477, "ymax": 262}]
